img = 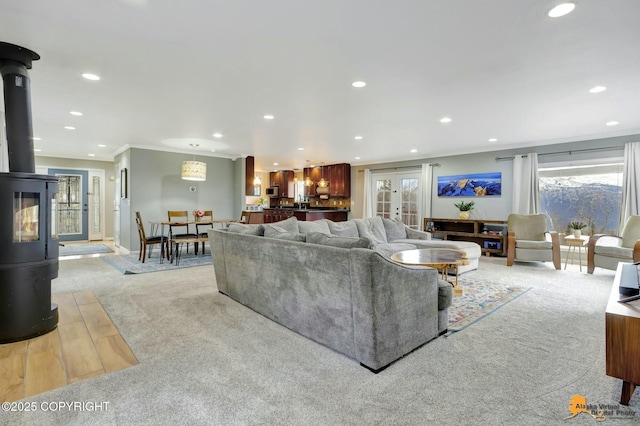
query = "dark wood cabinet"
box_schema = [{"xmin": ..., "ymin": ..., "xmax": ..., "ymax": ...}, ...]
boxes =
[
  {"xmin": 303, "ymin": 167, "xmax": 323, "ymax": 197},
  {"xmin": 269, "ymin": 170, "xmax": 295, "ymax": 198},
  {"xmin": 263, "ymin": 208, "xmax": 295, "ymax": 223},
  {"xmin": 263, "ymin": 209, "xmax": 348, "ymax": 223},
  {"xmin": 424, "ymin": 218, "xmax": 508, "ymax": 256},
  {"xmin": 245, "ymin": 156, "xmax": 255, "ymax": 196},
  {"xmin": 303, "ymin": 163, "xmax": 350, "ymax": 197}
]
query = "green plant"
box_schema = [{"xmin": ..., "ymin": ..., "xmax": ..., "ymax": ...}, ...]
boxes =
[
  {"xmin": 453, "ymin": 201, "xmax": 475, "ymax": 211},
  {"xmin": 568, "ymin": 221, "xmax": 587, "ymax": 230}
]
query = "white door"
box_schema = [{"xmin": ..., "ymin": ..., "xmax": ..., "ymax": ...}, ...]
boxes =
[
  {"xmin": 114, "ymin": 163, "xmax": 121, "ymax": 247},
  {"xmin": 372, "ymin": 171, "xmax": 421, "ymax": 229}
]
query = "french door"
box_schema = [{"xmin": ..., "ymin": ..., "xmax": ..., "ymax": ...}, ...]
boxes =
[{"xmin": 372, "ymin": 171, "xmax": 421, "ymax": 229}]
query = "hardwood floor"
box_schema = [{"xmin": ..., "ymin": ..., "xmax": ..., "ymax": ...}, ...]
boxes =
[{"xmin": 0, "ymin": 290, "xmax": 137, "ymax": 402}]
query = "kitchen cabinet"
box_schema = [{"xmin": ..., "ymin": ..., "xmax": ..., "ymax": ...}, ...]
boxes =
[
  {"xmin": 245, "ymin": 156, "xmax": 255, "ymax": 196},
  {"xmin": 263, "ymin": 208, "xmax": 348, "ymax": 223},
  {"xmin": 303, "ymin": 164, "xmax": 350, "ymax": 197},
  {"xmin": 269, "ymin": 170, "xmax": 295, "ymax": 198}
]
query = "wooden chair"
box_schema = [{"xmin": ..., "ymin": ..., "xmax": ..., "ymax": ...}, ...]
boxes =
[
  {"xmin": 167, "ymin": 210, "xmax": 197, "ymax": 253},
  {"xmin": 135, "ymin": 211, "xmax": 168, "ymax": 263},
  {"xmin": 195, "ymin": 210, "xmax": 213, "ymax": 253}
]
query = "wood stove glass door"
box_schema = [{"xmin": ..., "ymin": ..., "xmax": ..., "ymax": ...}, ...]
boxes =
[{"xmin": 49, "ymin": 169, "xmax": 89, "ymax": 241}]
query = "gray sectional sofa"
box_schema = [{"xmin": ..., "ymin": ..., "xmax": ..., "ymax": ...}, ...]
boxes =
[{"xmin": 209, "ymin": 216, "xmax": 478, "ymax": 372}]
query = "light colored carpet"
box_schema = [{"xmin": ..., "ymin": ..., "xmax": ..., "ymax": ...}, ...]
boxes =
[
  {"xmin": 447, "ymin": 278, "xmax": 530, "ymax": 333},
  {"xmin": 5, "ymin": 256, "xmax": 638, "ymax": 425},
  {"xmin": 59, "ymin": 243, "xmax": 113, "ymax": 257}
]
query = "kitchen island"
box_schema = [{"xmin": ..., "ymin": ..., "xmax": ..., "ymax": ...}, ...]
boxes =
[{"xmin": 263, "ymin": 208, "xmax": 349, "ymax": 223}]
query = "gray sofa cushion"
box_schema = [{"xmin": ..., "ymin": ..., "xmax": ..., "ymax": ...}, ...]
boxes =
[
  {"xmin": 437, "ymin": 279, "xmax": 453, "ymax": 310},
  {"xmin": 298, "ymin": 220, "xmax": 331, "ymax": 235},
  {"xmin": 263, "ymin": 224, "xmax": 307, "ymax": 242},
  {"xmin": 228, "ymin": 223, "xmax": 264, "ymax": 236},
  {"xmin": 272, "ymin": 216, "xmax": 300, "ymax": 233},
  {"xmin": 372, "ymin": 242, "xmax": 416, "ymax": 259},
  {"xmin": 307, "ymin": 232, "xmax": 371, "ymax": 249},
  {"xmin": 326, "ymin": 220, "xmax": 359, "ymax": 238},
  {"xmin": 382, "ymin": 217, "xmax": 407, "ymax": 241},
  {"xmin": 353, "ymin": 217, "xmax": 388, "ymax": 245}
]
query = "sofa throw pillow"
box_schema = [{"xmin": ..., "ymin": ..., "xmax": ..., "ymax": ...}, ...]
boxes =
[
  {"xmin": 272, "ymin": 216, "xmax": 300, "ymax": 233},
  {"xmin": 298, "ymin": 220, "xmax": 331, "ymax": 235},
  {"xmin": 306, "ymin": 232, "xmax": 371, "ymax": 249},
  {"xmin": 382, "ymin": 217, "xmax": 407, "ymax": 242},
  {"xmin": 228, "ymin": 223, "xmax": 264, "ymax": 236},
  {"xmin": 353, "ymin": 217, "xmax": 388, "ymax": 245},
  {"xmin": 263, "ymin": 224, "xmax": 288, "ymax": 238},
  {"xmin": 325, "ymin": 220, "xmax": 359, "ymax": 238}
]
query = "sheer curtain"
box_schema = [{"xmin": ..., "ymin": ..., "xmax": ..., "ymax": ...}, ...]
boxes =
[
  {"xmin": 362, "ymin": 169, "xmax": 375, "ymax": 218},
  {"xmin": 420, "ymin": 163, "xmax": 433, "ymax": 230},
  {"xmin": 512, "ymin": 153, "xmax": 540, "ymax": 214},
  {"xmin": 619, "ymin": 142, "xmax": 640, "ymax": 233}
]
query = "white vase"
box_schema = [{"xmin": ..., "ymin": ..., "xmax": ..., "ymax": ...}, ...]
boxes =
[{"xmin": 571, "ymin": 229, "xmax": 581, "ymax": 238}]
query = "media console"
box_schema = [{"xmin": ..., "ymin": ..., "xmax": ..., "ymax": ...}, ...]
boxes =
[
  {"xmin": 424, "ymin": 218, "xmax": 508, "ymax": 257},
  {"xmin": 606, "ymin": 262, "xmax": 640, "ymax": 405}
]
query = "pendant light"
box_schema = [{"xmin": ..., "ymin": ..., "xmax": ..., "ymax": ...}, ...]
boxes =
[
  {"xmin": 317, "ymin": 164, "xmax": 328, "ymax": 188},
  {"xmin": 181, "ymin": 144, "xmax": 207, "ymax": 181},
  {"xmin": 253, "ymin": 175, "xmax": 262, "ymax": 185}
]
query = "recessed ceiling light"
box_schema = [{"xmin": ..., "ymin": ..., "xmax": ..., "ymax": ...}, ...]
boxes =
[
  {"xmin": 440, "ymin": 117, "xmax": 452, "ymax": 123},
  {"xmin": 212, "ymin": 133, "xmax": 223, "ymax": 138},
  {"xmin": 352, "ymin": 81, "xmax": 366, "ymax": 88},
  {"xmin": 64, "ymin": 126, "xmax": 75, "ymax": 130},
  {"xmin": 70, "ymin": 111, "xmax": 83, "ymax": 116},
  {"xmin": 297, "ymin": 147, "xmax": 304, "ymax": 151},
  {"xmin": 410, "ymin": 149, "xmax": 418, "ymax": 153},
  {"xmin": 82, "ymin": 73, "xmax": 100, "ymax": 81},
  {"xmin": 606, "ymin": 121, "xmax": 619, "ymax": 126},
  {"xmin": 88, "ymin": 154, "xmax": 95, "ymax": 157},
  {"xmin": 32, "ymin": 137, "xmax": 41, "ymax": 141},
  {"xmin": 488, "ymin": 138, "xmax": 498, "ymax": 142},
  {"xmin": 354, "ymin": 136, "xmax": 363, "ymax": 140},
  {"xmin": 98, "ymin": 144, "xmax": 106, "ymax": 148},
  {"xmin": 273, "ymin": 162, "xmax": 279, "ymax": 166},
  {"xmin": 589, "ymin": 86, "xmax": 607, "ymax": 94},
  {"xmin": 547, "ymin": 2, "xmax": 576, "ymax": 18},
  {"xmin": 33, "ymin": 148, "xmax": 42, "ymax": 152},
  {"xmin": 355, "ymin": 156, "xmax": 361, "ymax": 160},
  {"xmin": 264, "ymin": 115, "xmax": 275, "ymax": 120}
]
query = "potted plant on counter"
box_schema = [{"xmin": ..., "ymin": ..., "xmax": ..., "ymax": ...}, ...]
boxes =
[
  {"xmin": 454, "ymin": 201, "xmax": 475, "ymax": 220},
  {"xmin": 568, "ymin": 221, "xmax": 587, "ymax": 238}
]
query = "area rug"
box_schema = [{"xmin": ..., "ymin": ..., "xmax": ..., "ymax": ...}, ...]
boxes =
[
  {"xmin": 59, "ymin": 243, "xmax": 114, "ymax": 257},
  {"xmin": 447, "ymin": 277, "xmax": 531, "ymax": 334},
  {"xmin": 101, "ymin": 252, "xmax": 213, "ymax": 274}
]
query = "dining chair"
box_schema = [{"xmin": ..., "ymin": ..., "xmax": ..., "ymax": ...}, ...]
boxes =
[
  {"xmin": 135, "ymin": 211, "xmax": 168, "ymax": 263},
  {"xmin": 195, "ymin": 210, "xmax": 213, "ymax": 253},
  {"xmin": 167, "ymin": 210, "xmax": 196, "ymax": 253}
]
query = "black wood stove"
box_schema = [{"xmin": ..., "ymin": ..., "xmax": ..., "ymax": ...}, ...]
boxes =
[{"xmin": 0, "ymin": 42, "xmax": 59, "ymax": 343}]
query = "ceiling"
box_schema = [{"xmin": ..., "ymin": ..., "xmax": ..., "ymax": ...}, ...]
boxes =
[{"xmin": 1, "ymin": 1, "xmax": 639, "ymax": 172}]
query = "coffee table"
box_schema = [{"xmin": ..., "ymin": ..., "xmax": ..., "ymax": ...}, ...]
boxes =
[{"xmin": 391, "ymin": 248, "xmax": 469, "ymax": 296}]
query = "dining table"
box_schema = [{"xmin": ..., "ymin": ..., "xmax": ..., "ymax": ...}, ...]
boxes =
[{"xmin": 149, "ymin": 219, "xmax": 239, "ymax": 263}]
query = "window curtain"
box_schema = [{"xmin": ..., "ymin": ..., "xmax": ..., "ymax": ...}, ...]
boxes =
[
  {"xmin": 512, "ymin": 153, "xmax": 540, "ymax": 214},
  {"xmin": 420, "ymin": 163, "xmax": 433, "ymax": 230},
  {"xmin": 362, "ymin": 168, "xmax": 375, "ymax": 218},
  {"xmin": 619, "ymin": 142, "xmax": 640, "ymax": 234}
]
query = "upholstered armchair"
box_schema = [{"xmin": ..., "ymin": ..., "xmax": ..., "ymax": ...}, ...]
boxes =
[
  {"xmin": 587, "ymin": 215, "xmax": 640, "ymax": 274},
  {"xmin": 507, "ymin": 214, "xmax": 560, "ymax": 269}
]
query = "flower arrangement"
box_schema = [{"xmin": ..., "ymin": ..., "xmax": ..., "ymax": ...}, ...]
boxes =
[
  {"xmin": 568, "ymin": 221, "xmax": 586, "ymax": 230},
  {"xmin": 193, "ymin": 209, "xmax": 204, "ymax": 220},
  {"xmin": 453, "ymin": 201, "xmax": 475, "ymax": 212}
]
